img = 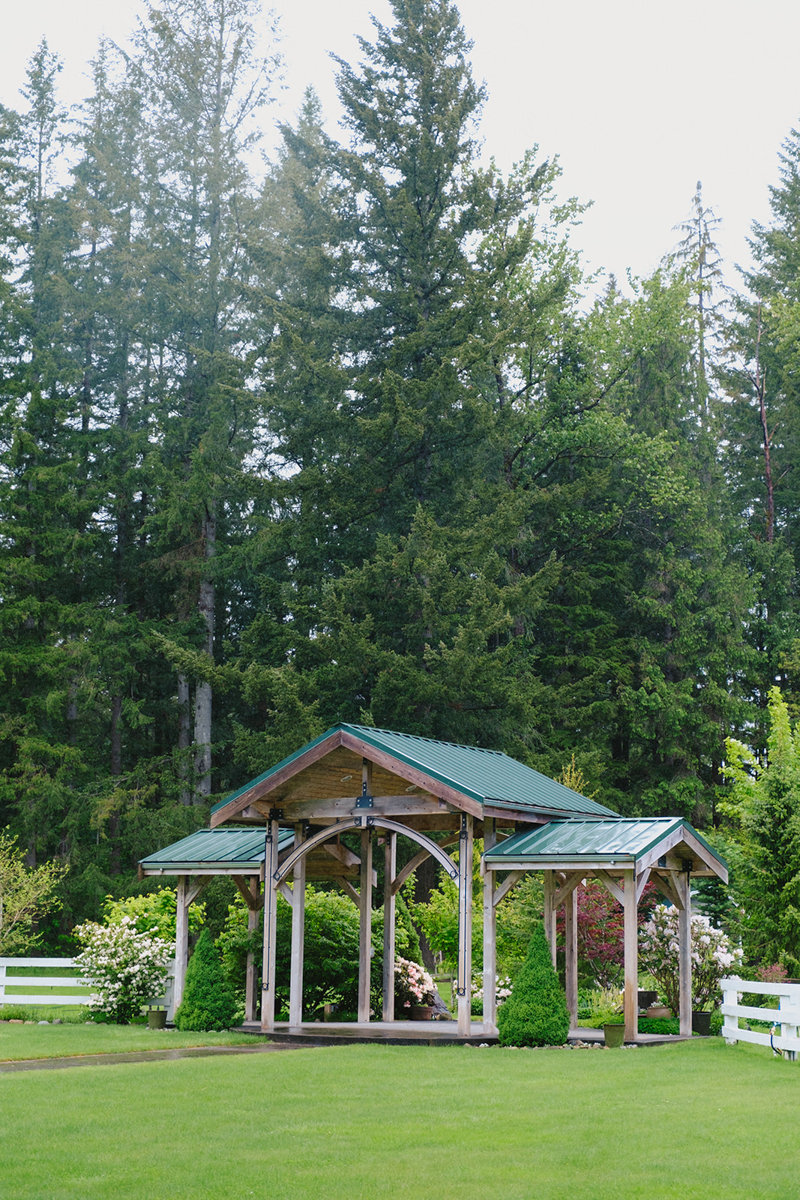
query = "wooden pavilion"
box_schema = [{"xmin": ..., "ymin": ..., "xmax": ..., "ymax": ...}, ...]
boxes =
[
  {"xmin": 484, "ymin": 817, "xmax": 728, "ymax": 1040},
  {"xmin": 140, "ymin": 723, "xmax": 728, "ymax": 1043}
]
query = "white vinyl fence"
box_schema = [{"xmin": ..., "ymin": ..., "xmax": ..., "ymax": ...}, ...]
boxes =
[
  {"xmin": 0, "ymin": 957, "xmax": 176, "ymax": 1019},
  {"xmin": 720, "ymin": 976, "xmax": 800, "ymax": 1061}
]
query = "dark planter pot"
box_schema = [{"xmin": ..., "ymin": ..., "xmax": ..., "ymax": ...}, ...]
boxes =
[
  {"xmin": 147, "ymin": 1009, "xmax": 167, "ymax": 1030},
  {"xmin": 410, "ymin": 1005, "xmax": 435, "ymax": 1021},
  {"xmin": 638, "ymin": 990, "xmax": 658, "ymax": 1010},
  {"xmin": 691, "ymin": 1010, "xmax": 711, "ymax": 1036},
  {"xmin": 603, "ymin": 1023, "xmax": 625, "ymax": 1048}
]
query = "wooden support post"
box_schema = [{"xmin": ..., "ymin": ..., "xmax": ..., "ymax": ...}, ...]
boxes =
[
  {"xmin": 565, "ymin": 883, "xmax": 578, "ymax": 1031},
  {"xmin": 623, "ymin": 868, "xmax": 638, "ymax": 1043},
  {"xmin": 357, "ymin": 825, "xmax": 373, "ymax": 1024},
  {"xmin": 382, "ymin": 831, "xmax": 396, "ymax": 1022},
  {"xmin": 456, "ymin": 814, "xmax": 474, "ymax": 1036},
  {"xmin": 174, "ymin": 875, "xmax": 189, "ymax": 1011},
  {"xmin": 260, "ymin": 816, "xmax": 280, "ymax": 1033},
  {"xmin": 543, "ymin": 871, "xmax": 556, "ymax": 969},
  {"xmin": 482, "ymin": 819, "xmax": 497, "ymax": 1035},
  {"xmin": 245, "ymin": 876, "xmax": 260, "ymax": 1022},
  {"xmin": 289, "ymin": 823, "xmax": 306, "ymax": 1031},
  {"xmin": 677, "ymin": 869, "xmax": 692, "ymax": 1037}
]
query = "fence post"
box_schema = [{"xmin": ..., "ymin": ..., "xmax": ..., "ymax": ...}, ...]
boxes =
[
  {"xmin": 780, "ymin": 990, "xmax": 800, "ymax": 1063},
  {"xmin": 721, "ymin": 976, "xmax": 740, "ymax": 1045},
  {"xmin": 0, "ymin": 961, "xmax": 5, "ymax": 1006}
]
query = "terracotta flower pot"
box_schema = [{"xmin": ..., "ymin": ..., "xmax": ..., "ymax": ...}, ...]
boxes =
[
  {"xmin": 645, "ymin": 1005, "xmax": 672, "ymax": 1020},
  {"xmin": 603, "ymin": 1022, "xmax": 625, "ymax": 1048},
  {"xmin": 410, "ymin": 1005, "xmax": 435, "ymax": 1021}
]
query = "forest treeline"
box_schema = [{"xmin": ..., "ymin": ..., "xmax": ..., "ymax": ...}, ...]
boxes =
[{"xmin": 2, "ymin": 0, "xmax": 800, "ymax": 935}]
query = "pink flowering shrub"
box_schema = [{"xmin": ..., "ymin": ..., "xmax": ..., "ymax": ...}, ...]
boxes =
[
  {"xmin": 756, "ymin": 962, "xmax": 789, "ymax": 984},
  {"xmin": 74, "ymin": 916, "xmax": 174, "ymax": 1023},
  {"xmin": 639, "ymin": 904, "xmax": 742, "ymax": 1013},
  {"xmin": 394, "ymin": 956, "xmax": 436, "ymax": 1008}
]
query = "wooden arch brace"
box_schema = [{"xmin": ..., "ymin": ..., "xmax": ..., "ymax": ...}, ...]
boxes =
[
  {"xmin": 391, "ymin": 834, "xmax": 460, "ymax": 897},
  {"xmin": 274, "ymin": 816, "xmax": 459, "ymax": 885},
  {"xmin": 262, "ymin": 815, "xmax": 465, "ymax": 1035}
]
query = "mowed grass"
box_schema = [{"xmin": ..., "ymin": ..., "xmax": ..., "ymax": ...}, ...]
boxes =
[
  {"xmin": 2, "ymin": 1039, "xmax": 799, "ymax": 1199},
  {"xmin": 0, "ymin": 1022, "xmax": 265, "ymax": 1060}
]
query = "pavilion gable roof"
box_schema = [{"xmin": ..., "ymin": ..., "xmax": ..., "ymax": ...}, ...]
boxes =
[{"xmin": 210, "ymin": 723, "xmax": 616, "ymax": 827}]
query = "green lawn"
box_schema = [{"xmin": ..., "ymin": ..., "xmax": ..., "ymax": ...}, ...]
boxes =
[
  {"xmin": 1, "ymin": 1038, "xmax": 799, "ymax": 1198},
  {"xmin": 0, "ymin": 1022, "xmax": 265, "ymax": 1060}
]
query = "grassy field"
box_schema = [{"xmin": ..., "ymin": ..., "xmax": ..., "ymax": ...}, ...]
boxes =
[
  {"xmin": 1, "ymin": 1037, "xmax": 799, "ymax": 1198},
  {"xmin": 0, "ymin": 1022, "xmax": 266, "ymax": 1060}
]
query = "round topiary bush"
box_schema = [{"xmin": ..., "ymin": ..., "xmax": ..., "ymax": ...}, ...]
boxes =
[
  {"xmin": 175, "ymin": 928, "xmax": 238, "ymax": 1032},
  {"xmin": 497, "ymin": 921, "xmax": 570, "ymax": 1047}
]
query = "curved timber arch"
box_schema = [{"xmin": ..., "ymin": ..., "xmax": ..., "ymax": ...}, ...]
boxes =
[
  {"xmin": 274, "ymin": 815, "xmax": 459, "ymax": 885},
  {"xmin": 261, "ymin": 812, "xmax": 473, "ymax": 1037}
]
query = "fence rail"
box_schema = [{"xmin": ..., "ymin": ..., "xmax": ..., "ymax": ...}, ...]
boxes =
[
  {"xmin": 0, "ymin": 957, "xmax": 176, "ymax": 1018},
  {"xmin": 0, "ymin": 957, "xmax": 91, "ymax": 1007},
  {"xmin": 720, "ymin": 976, "xmax": 800, "ymax": 1061}
]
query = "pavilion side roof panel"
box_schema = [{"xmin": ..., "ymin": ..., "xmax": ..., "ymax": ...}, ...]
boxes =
[
  {"xmin": 484, "ymin": 817, "xmax": 728, "ymax": 879},
  {"xmin": 139, "ymin": 827, "xmax": 293, "ymax": 874}
]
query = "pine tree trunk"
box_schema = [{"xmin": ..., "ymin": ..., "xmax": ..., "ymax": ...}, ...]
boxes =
[
  {"xmin": 193, "ymin": 506, "xmax": 215, "ymax": 801},
  {"xmin": 178, "ymin": 674, "xmax": 192, "ymax": 804}
]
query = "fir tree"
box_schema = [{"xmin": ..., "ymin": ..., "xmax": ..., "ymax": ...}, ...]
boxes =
[
  {"xmin": 175, "ymin": 927, "xmax": 238, "ymax": 1031},
  {"xmin": 497, "ymin": 922, "xmax": 569, "ymax": 1047}
]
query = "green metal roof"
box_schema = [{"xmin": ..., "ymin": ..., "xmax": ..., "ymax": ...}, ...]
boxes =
[
  {"xmin": 484, "ymin": 817, "xmax": 727, "ymax": 872},
  {"xmin": 211, "ymin": 723, "xmax": 616, "ymax": 821},
  {"xmin": 139, "ymin": 827, "xmax": 293, "ymax": 873}
]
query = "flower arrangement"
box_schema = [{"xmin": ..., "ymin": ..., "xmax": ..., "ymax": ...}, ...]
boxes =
[
  {"xmin": 471, "ymin": 973, "xmax": 514, "ymax": 1007},
  {"xmin": 639, "ymin": 905, "xmax": 742, "ymax": 1013},
  {"xmin": 394, "ymin": 956, "xmax": 436, "ymax": 1009},
  {"xmin": 74, "ymin": 916, "xmax": 174, "ymax": 1024}
]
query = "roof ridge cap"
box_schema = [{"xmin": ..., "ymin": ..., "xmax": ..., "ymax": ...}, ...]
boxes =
[{"xmin": 344, "ymin": 723, "xmax": 506, "ymax": 756}]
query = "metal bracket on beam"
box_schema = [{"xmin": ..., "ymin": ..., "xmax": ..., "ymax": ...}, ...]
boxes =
[{"xmin": 356, "ymin": 757, "xmax": 374, "ymax": 807}]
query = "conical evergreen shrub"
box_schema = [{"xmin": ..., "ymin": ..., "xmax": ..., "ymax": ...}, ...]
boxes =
[
  {"xmin": 175, "ymin": 928, "xmax": 238, "ymax": 1032},
  {"xmin": 497, "ymin": 921, "xmax": 570, "ymax": 1047}
]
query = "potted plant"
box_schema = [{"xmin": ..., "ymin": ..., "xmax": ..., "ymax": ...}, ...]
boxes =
[
  {"xmin": 146, "ymin": 1005, "xmax": 167, "ymax": 1030},
  {"xmin": 395, "ymin": 956, "xmax": 437, "ymax": 1019},
  {"xmin": 603, "ymin": 1021, "xmax": 625, "ymax": 1048},
  {"xmin": 691, "ymin": 1009, "xmax": 712, "ymax": 1035},
  {"xmin": 580, "ymin": 986, "xmax": 626, "ymax": 1046}
]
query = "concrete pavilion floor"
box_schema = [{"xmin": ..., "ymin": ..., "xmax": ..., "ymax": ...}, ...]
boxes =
[
  {"xmin": 235, "ymin": 1020, "xmax": 695, "ymax": 1047},
  {"xmin": 237, "ymin": 1019, "xmax": 496, "ymax": 1046}
]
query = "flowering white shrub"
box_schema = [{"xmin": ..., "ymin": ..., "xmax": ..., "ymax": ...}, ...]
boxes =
[
  {"xmin": 394, "ymin": 956, "xmax": 436, "ymax": 1008},
  {"xmin": 639, "ymin": 905, "xmax": 742, "ymax": 1013},
  {"xmin": 471, "ymin": 972, "xmax": 514, "ymax": 1007},
  {"xmin": 74, "ymin": 916, "xmax": 173, "ymax": 1024}
]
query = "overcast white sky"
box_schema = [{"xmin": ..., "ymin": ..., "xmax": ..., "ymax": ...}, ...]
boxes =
[{"xmin": 3, "ymin": 0, "xmax": 800, "ymax": 291}]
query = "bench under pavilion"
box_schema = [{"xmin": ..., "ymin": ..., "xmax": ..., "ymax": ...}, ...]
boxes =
[{"xmin": 139, "ymin": 723, "xmax": 728, "ymax": 1043}]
